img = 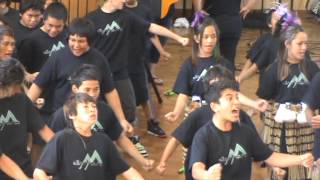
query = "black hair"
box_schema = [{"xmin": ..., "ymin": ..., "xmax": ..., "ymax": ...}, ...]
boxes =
[
  {"xmin": 0, "ymin": 58, "xmax": 25, "ymax": 88},
  {"xmin": 68, "ymin": 17, "xmax": 95, "ymax": 45},
  {"xmin": 0, "ymin": 0, "xmax": 11, "ymax": 6},
  {"xmin": 20, "ymin": 0, "xmax": 44, "ymax": 14},
  {"xmin": 70, "ymin": 64, "xmax": 101, "ymax": 88},
  {"xmin": 43, "ymin": 2, "xmax": 67, "ymax": 22},
  {"xmin": 63, "ymin": 93, "xmax": 96, "ymax": 128},
  {"xmin": 202, "ymin": 65, "xmax": 235, "ymax": 94},
  {"xmin": 0, "ymin": 25, "xmax": 14, "ymax": 41},
  {"xmin": 266, "ymin": 9, "xmax": 275, "ymax": 26},
  {"xmin": 192, "ymin": 16, "xmax": 221, "ymax": 66},
  {"xmin": 204, "ymin": 79, "xmax": 239, "ymax": 103}
]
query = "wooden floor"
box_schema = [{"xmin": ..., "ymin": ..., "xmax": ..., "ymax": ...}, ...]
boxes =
[{"xmin": 120, "ymin": 12, "xmax": 320, "ymax": 180}]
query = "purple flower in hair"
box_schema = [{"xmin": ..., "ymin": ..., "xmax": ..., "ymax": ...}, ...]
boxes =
[
  {"xmin": 273, "ymin": 3, "xmax": 289, "ymax": 18},
  {"xmin": 191, "ymin": 11, "xmax": 206, "ymax": 28},
  {"xmin": 282, "ymin": 11, "xmax": 301, "ymax": 30}
]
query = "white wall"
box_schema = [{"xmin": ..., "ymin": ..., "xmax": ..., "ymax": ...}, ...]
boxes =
[{"xmin": 175, "ymin": 0, "xmax": 310, "ymax": 10}]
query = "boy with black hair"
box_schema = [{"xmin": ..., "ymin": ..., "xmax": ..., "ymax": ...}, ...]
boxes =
[
  {"xmin": 27, "ymin": 17, "xmax": 133, "ymax": 137},
  {"xmin": 11, "ymin": 0, "xmax": 43, "ymax": 50},
  {"xmin": 0, "ymin": 0, "xmax": 19, "ymax": 27},
  {"xmin": 18, "ymin": 1, "xmax": 67, "ymax": 73},
  {"xmin": 0, "ymin": 58, "xmax": 54, "ymax": 180},
  {"xmin": 86, "ymin": 0, "xmax": 188, "ymax": 137},
  {"xmin": 189, "ymin": 80, "xmax": 314, "ymax": 180},
  {"xmin": 50, "ymin": 64, "xmax": 154, "ymax": 167},
  {"xmin": 34, "ymin": 93, "xmax": 144, "ymax": 180}
]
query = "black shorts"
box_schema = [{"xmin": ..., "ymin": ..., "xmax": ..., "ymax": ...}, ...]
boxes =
[{"xmin": 129, "ymin": 72, "xmax": 149, "ymax": 106}]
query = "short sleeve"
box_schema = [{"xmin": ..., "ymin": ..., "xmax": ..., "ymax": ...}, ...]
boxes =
[
  {"xmin": 49, "ymin": 108, "xmax": 68, "ymax": 133},
  {"xmin": 189, "ymin": 128, "xmax": 209, "ymax": 170},
  {"xmin": 97, "ymin": 54, "xmax": 115, "ymax": 94},
  {"xmin": 250, "ymin": 128, "xmax": 273, "ymax": 161},
  {"xmin": 98, "ymin": 102, "xmax": 122, "ymax": 141},
  {"xmin": 34, "ymin": 55, "xmax": 57, "ymax": 90},
  {"xmin": 173, "ymin": 59, "xmax": 192, "ymax": 96},
  {"xmin": 256, "ymin": 62, "xmax": 278, "ymax": 100},
  {"xmin": 303, "ymin": 72, "xmax": 320, "ymax": 109}
]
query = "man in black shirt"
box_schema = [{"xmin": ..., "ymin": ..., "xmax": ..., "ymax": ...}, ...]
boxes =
[
  {"xmin": 0, "ymin": 0, "xmax": 19, "ymax": 27},
  {"xmin": 18, "ymin": 2, "xmax": 67, "ymax": 73},
  {"xmin": 189, "ymin": 80, "xmax": 314, "ymax": 180}
]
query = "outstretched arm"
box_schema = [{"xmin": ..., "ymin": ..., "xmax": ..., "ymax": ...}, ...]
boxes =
[
  {"xmin": 157, "ymin": 137, "xmax": 180, "ymax": 175},
  {"xmin": 165, "ymin": 93, "xmax": 189, "ymax": 122},
  {"xmin": 148, "ymin": 23, "xmax": 189, "ymax": 46},
  {"xmin": 150, "ymin": 36, "xmax": 171, "ymax": 61},
  {"xmin": 122, "ymin": 167, "xmax": 144, "ymax": 180},
  {"xmin": 265, "ymin": 152, "xmax": 314, "ymax": 168},
  {"xmin": 0, "ymin": 154, "xmax": 31, "ymax": 180}
]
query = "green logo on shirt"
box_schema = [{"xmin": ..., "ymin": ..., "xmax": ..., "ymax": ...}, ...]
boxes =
[
  {"xmin": 73, "ymin": 150, "xmax": 103, "ymax": 171},
  {"xmin": 0, "ymin": 110, "xmax": 20, "ymax": 131},
  {"xmin": 219, "ymin": 144, "xmax": 247, "ymax": 165}
]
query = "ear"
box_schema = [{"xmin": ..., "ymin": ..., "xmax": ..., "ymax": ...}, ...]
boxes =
[
  {"xmin": 284, "ymin": 40, "xmax": 290, "ymax": 48},
  {"xmin": 194, "ymin": 34, "xmax": 200, "ymax": 43},
  {"xmin": 210, "ymin": 101, "xmax": 220, "ymax": 113},
  {"xmin": 71, "ymin": 85, "xmax": 78, "ymax": 93},
  {"xmin": 68, "ymin": 114, "xmax": 76, "ymax": 120}
]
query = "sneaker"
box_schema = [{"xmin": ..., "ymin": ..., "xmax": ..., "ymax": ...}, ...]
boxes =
[
  {"xmin": 147, "ymin": 120, "xmax": 166, "ymax": 138},
  {"xmin": 129, "ymin": 135, "xmax": 149, "ymax": 157}
]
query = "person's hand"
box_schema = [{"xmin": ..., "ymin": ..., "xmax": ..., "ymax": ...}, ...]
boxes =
[
  {"xmin": 311, "ymin": 115, "xmax": 320, "ymax": 129},
  {"xmin": 119, "ymin": 120, "xmax": 133, "ymax": 135},
  {"xmin": 255, "ymin": 99, "xmax": 269, "ymax": 112},
  {"xmin": 207, "ymin": 163, "xmax": 222, "ymax": 180},
  {"xmin": 160, "ymin": 50, "xmax": 171, "ymax": 61},
  {"xmin": 178, "ymin": 37, "xmax": 189, "ymax": 46},
  {"xmin": 156, "ymin": 161, "xmax": 167, "ymax": 175},
  {"xmin": 164, "ymin": 111, "xmax": 179, "ymax": 122},
  {"xmin": 300, "ymin": 153, "xmax": 314, "ymax": 167},
  {"xmin": 189, "ymin": 102, "xmax": 201, "ymax": 112},
  {"xmin": 142, "ymin": 158, "xmax": 154, "ymax": 171},
  {"xmin": 240, "ymin": 6, "xmax": 251, "ymax": 19},
  {"xmin": 272, "ymin": 167, "xmax": 286, "ymax": 180}
]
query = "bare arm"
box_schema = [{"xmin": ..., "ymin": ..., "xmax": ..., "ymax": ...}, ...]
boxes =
[
  {"xmin": 148, "ymin": 23, "xmax": 189, "ymax": 46},
  {"xmin": 157, "ymin": 137, "xmax": 180, "ymax": 175},
  {"xmin": 33, "ymin": 168, "xmax": 50, "ymax": 180},
  {"xmin": 121, "ymin": 167, "xmax": 144, "ymax": 180},
  {"xmin": 192, "ymin": 0, "xmax": 205, "ymax": 12},
  {"xmin": 265, "ymin": 152, "xmax": 314, "ymax": 168},
  {"xmin": 27, "ymin": 83, "xmax": 43, "ymax": 102},
  {"xmin": 239, "ymin": 93, "xmax": 268, "ymax": 112},
  {"xmin": 116, "ymin": 134, "xmax": 154, "ymax": 171},
  {"xmin": 165, "ymin": 93, "xmax": 189, "ymax": 122},
  {"xmin": 0, "ymin": 154, "xmax": 31, "ymax": 180},
  {"xmin": 240, "ymin": 0, "xmax": 257, "ymax": 18},
  {"xmin": 104, "ymin": 89, "xmax": 133, "ymax": 134},
  {"xmin": 150, "ymin": 36, "xmax": 171, "ymax": 61},
  {"xmin": 192, "ymin": 162, "xmax": 222, "ymax": 180},
  {"xmin": 237, "ymin": 63, "xmax": 258, "ymax": 83},
  {"xmin": 38, "ymin": 125, "xmax": 54, "ymax": 143}
]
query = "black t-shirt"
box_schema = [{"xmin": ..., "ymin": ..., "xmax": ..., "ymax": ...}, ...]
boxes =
[
  {"xmin": 86, "ymin": 8, "xmax": 150, "ymax": 80},
  {"xmin": 173, "ymin": 105, "xmax": 256, "ymax": 180},
  {"xmin": 34, "ymin": 47, "xmax": 114, "ymax": 114},
  {"xmin": 246, "ymin": 32, "xmax": 273, "ymax": 63},
  {"xmin": 173, "ymin": 57, "xmax": 234, "ymax": 100},
  {"xmin": 50, "ymin": 101, "xmax": 122, "ymax": 141},
  {"xmin": 204, "ymin": 0, "xmax": 241, "ymax": 16},
  {"xmin": 303, "ymin": 72, "xmax": 320, "ymax": 160},
  {"xmin": 2, "ymin": 8, "xmax": 20, "ymax": 28},
  {"xmin": 0, "ymin": 93, "xmax": 45, "ymax": 174},
  {"xmin": 189, "ymin": 121, "xmax": 273, "ymax": 180},
  {"xmin": 37, "ymin": 129, "xmax": 130, "ymax": 180},
  {"xmin": 255, "ymin": 36, "xmax": 280, "ymax": 71},
  {"xmin": 11, "ymin": 21, "xmax": 40, "ymax": 54},
  {"xmin": 125, "ymin": 3, "xmax": 153, "ymax": 74},
  {"xmin": 257, "ymin": 59, "xmax": 319, "ymax": 103},
  {"xmin": 18, "ymin": 28, "xmax": 68, "ymax": 73}
]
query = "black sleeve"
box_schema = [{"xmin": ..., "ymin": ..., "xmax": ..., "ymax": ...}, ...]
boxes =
[
  {"xmin": 97, "ymin": 55, "xmax": 115, "ymax": 94},
  {"xmin": 99, "ymin": 103, "xmax": 122, "ymax": 141},
  {"xmin": 125, "ymin": 9, "xmax": 150, "ymax": 37},
  {"xmin": 303, "ymin": 72, "xmax": 320, "ymax": 109},
  {"xmin": 249, "ymin": 127, "xmax": 273, "ymax": 161},
  {"xmin": 172, "ymin": 108, "xmax": 203, "ymax": 147},
  {"xmin": 49, "ymin": 108, "xmax": 68, "ymax": 133},
  {"xmin": 36, "ymin": 133, "xmax": 62, "ymax": 174},
  {"xmin": 313, "ymin": 129, "xmax": 320, "ymax": 160},
  {"xmin": 34, "ymin": 54, "xmax": 57, "ymax": 90},
  {"xmin": 173, "ymin": 59, "xmax": 192, "ymax": 96},
  {"xmin": 24, "ymin": 95, "xmax": 46, "ymax": 134},
  {"xmin": 103, "ymin": 135, "xmax": 130, "ymax": 175},
  {"xmin": 240, "ymin": 111, "xmax": 257, "ymax": 133},
  {"xmin": 17, "ymin": 37, "xmax": 34, "ymax": 72},
  {"xmin": 256, "ymin": 63, "xmax": 278, "ymax": 100},
  {"xmin": 189, "ymin": 128, "xmax": 209, "ymax": 170}
]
